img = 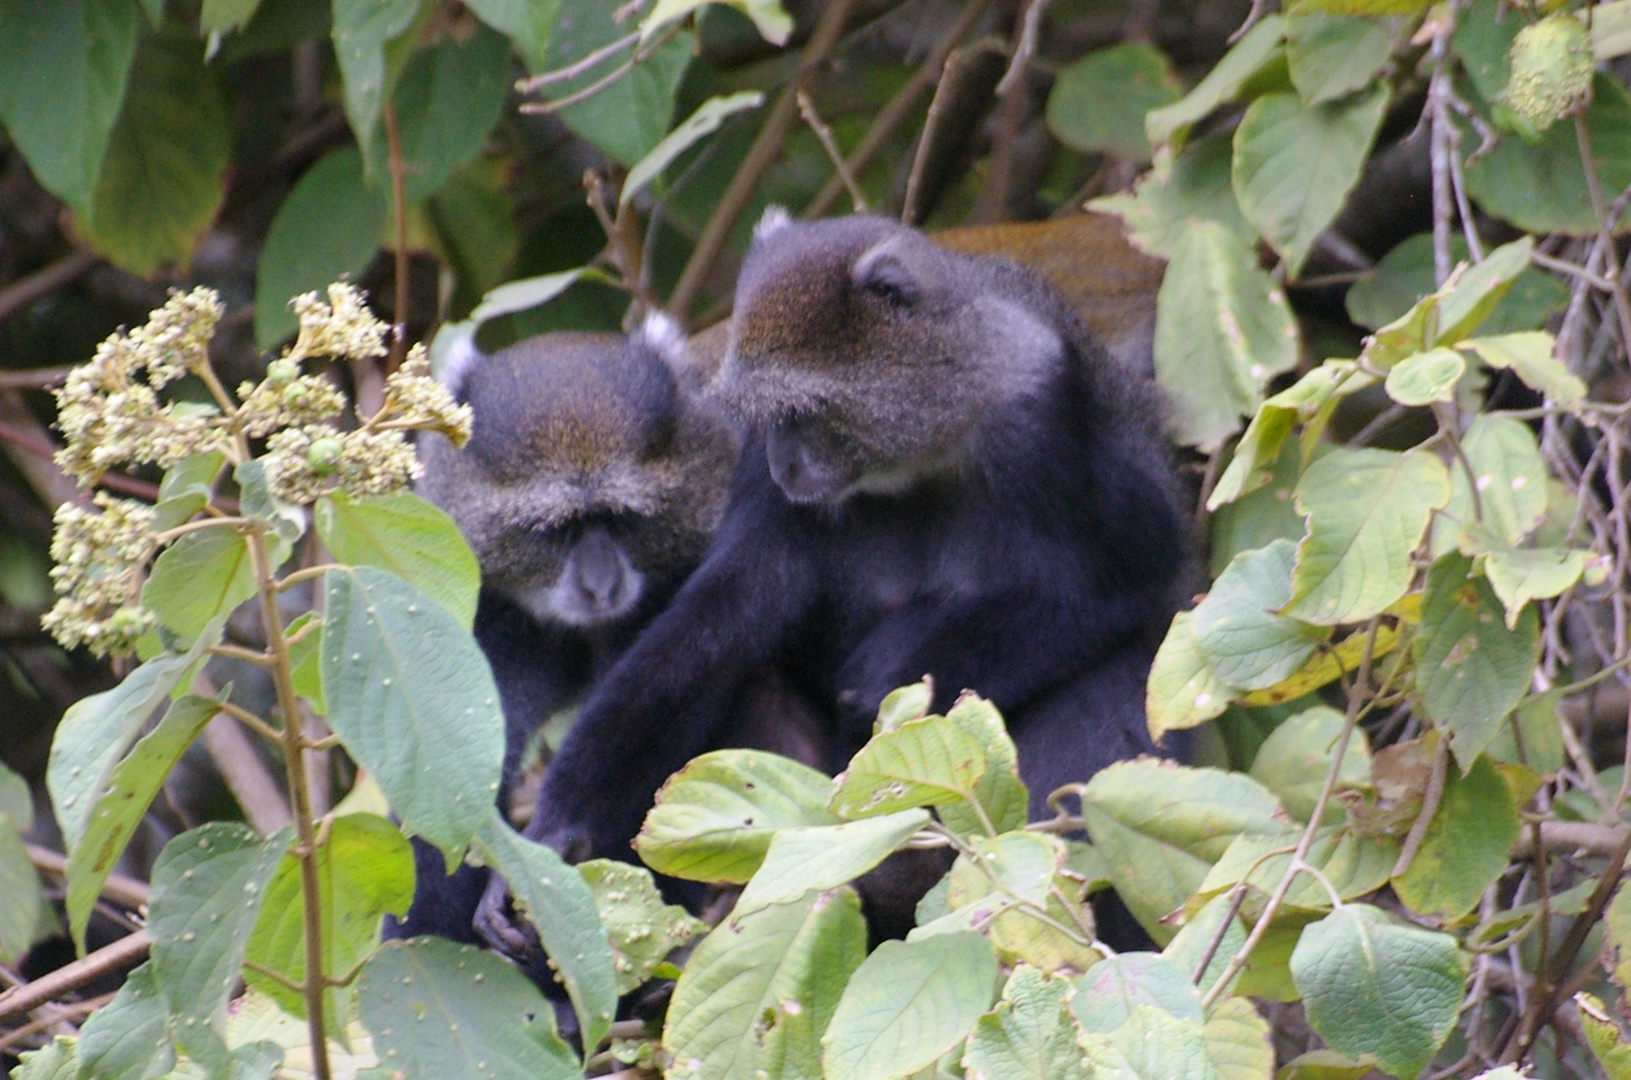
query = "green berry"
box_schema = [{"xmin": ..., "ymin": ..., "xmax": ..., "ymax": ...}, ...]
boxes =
[
  {"xmin": 1505, "ymin": 15, "xmax": 1594, "ymax": 133},
  {"xmin": 265, "ymin": 357, "xmax": 299, "ymax": 385},
  {"xmin": 307, "ymin": 436, "xmax": 344, "ymax": 475}
]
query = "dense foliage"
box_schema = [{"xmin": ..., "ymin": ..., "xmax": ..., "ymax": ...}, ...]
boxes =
[{"xmin": 2, "ymin": 0, "xmax": 1631, "ymax": 1078}]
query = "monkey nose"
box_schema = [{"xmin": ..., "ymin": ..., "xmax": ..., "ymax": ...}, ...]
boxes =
[{"xmin": 574, "ymin": 528, "xmax": 623, "ymax": 604}]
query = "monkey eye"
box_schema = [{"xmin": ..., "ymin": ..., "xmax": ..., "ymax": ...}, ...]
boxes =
[{"xmin": 856, "ymin": 254, "xmax": 917, "ymax": 308}]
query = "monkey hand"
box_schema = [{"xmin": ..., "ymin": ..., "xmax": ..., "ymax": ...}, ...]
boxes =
[{"xmin": 474, "ymin": 872, "xmax": 539, "ymax": 959}]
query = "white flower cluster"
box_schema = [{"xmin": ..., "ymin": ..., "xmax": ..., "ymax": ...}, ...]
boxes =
[{"xmin": 40, "ymin": 494, "xmax": 159, "ymax": 656}]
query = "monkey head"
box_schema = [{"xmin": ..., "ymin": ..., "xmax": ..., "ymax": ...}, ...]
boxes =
[
  {"xmin": 418, "ymin": 315, "xmax": 737, "ymax": 629},
  {"xmin": 716, "ymin": 211, "xmax": 1071, "ymax": 505}
]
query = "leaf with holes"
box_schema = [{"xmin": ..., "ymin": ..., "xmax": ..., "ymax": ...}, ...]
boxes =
[
  {"xmin": 735, "ymin": 809, "xmax": 931, "ymax": 917},
  {"xmin": 963, "ymin": 966, "xmax": 1088, "ymax": 1080},
  {"xmin": 830, "ymin": 715, "xmax": 986, "ymax": 819}
]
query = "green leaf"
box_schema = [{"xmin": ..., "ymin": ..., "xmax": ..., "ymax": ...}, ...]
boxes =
[
  {"xmin": 472, "ymin": 812, "xmax": 618, "ymax": 1052},
  {"xmin": 202, "ymin": 0, "xmax": 263, "ymax": 33},
  {"xmin": 235, "ymin": 458, "xmax": 305, "ymax": 548},
  {"xmin": 48, "ymin": 626, "xmax": 220, "ymax": 850},
  {"xmin": 580, "ymin": 859, "xmax": 705, "ymax": 994},
  {"xmin": 1079, "ymin": 1004, "xmax": 1221, "ymax": 1080},
  {"xmin": 1284, "ymin": 448, "xmax": 1451, "ymax": 625},
  {"xmin": 468, "ymin": 266, "xmax": 608, "ymax": 324},
  {"xmin": 622, "ymin": 90, "xmax": 765, "ymax": 207},
  {"xmin": 939, "ymin": 693, "xmax": 1030, "ymax": 836},
  {"xmin": 735, "ymin": 809, "xmax": 931, "ymax": 917},
  {"xmin": 331, "ymin": 0, "xmax": 423, "ymax": 168},
  {"xmin": 0, "ymin": 759, "xmax": 31, "ymax": 831},
  {"xmin": 152, "ymin": 451, "xmax": 224, "ymax": 532},
  {"xmin": 1463, "ymin": 331, "xmax": 1586, "ymax": 409},
  {"xmin": 142, "ymin": 527, "xmax": 255, "ymax": 641},
  {"xmin": 1155, "ymin": 219, "xmax": 1300, "ymax": 449},
  {"xmin": 1275, "ymin": 1049, "xmax": 1377, "ymax": 1079},
  {"xmin": 944, "ymin": 832, "xmax": 1091, "ymax": 970},
  {"xmin": 65, "ymin": 694, "xmax": 222, "ymax": 953},
  {"xmin": 1073, "ymin": 952, "xmax": 1202, "ymax": 1034},
  {"xmin": 635, "ymin": 749, "xmax": 840, "ymax": 883},
  {"xmin": 10, "ymin": 1038, "xmax": 78, "ymax": 1080},
  {"xmin": 464, "ymin": 0, "xmax": 560, "ymax": 71},
  {"xmin": 1146, "ymin": 613, "xmax": 1232, "ymax": 742},
  {"xmin": 1413, "ymin": 553, "xmax": 1540, "ymax": 766},
  {"xmin": 1483, "ymin": 546, "xmax": 1590, "ymax": 627},
  {"xmin": 1248, "ymin": 706, "xmax": 1370, "ymax": 824},
  {"xmin": 1204, "ymin": 996, "xmax": 1274, "ymax": 1080},
  {"xmin": 1091, "ymin": 132, "xmax": 1255, "ymax": 259},
  {"xmin": 1286, "ymin": 14, "xmax": 1391, "ymax": 106},
  {"xmin": 822, "ymin": 932, "xmax": 998, "ymax": 1080},
  {"xmin": 286, "ymin": 610, "xmax": 326, "ymax": 710},
  {"xmin": 1435, "ymin": 237, "xmax": 1536, "ymax": 344},
  {"xmin": 545, "ymin": 1, "xmax": 693, "ymax": 167},
  {"xmin": 1196, "ymin": 826, "xmax": 1397, "ymax": 912},
  {"xmin": 0, "ymin": 0, "xmax": 138, "ymax": 211},
  {"xmin": 1231, "ymin": 86, "xmax": 1388, "ymax": 278},
  {"xmin": 1291, "ymin": 0, "xmax": 1434, "ymax": 12},
  {"xmin": 1147, "ymin": 16, "xmax": 1286, "ymax": 147},
  {"xmin": 1290, "ymin": 904, "xmax": 1467, "ymax": 1079},
  {"xmin": 641, "ymin": 0, "xmax": 793, "ymax": 46},
  {"xmin": 963, "ymin": 966, "xmax": 1088, "ymax": 1080},
  {"xmin": 1345, "ymin": 234, "xmax": 1568, "ymax": 336},
  {"xmin": 0, "ymin": 816, "xmax": 43, "ymax": 966},
  {"xmin": 316, "ymin": 492, "xmax": 480, "ymax": 628},
  {"xmin": 255, "ymin": 146, "xmax": 387, "ymax": 347},
  {"xmin": 369, "ymin": 24, "xmax": 511, "ymax": 201},
  {"xmin": 1609, "ymin": 881, "xmax": 1631, "ymax": 993},
  {"xmin": 1047, "ymin": 43, "xmax": 1182, "ymax": 163},
  {"xmin": 79, "ymin": 24, "xmax": 229, "ymax": 276},
  {"xmin": 830, "ymin": 715, "xmax": 986, "ymax": 819},
  {"xmin": 358, "ymin": 938, "xmax": 581, "ymax": 1080},
  {"xmin": 1393, "ymin": 753, "xmax": 1521, "ymax": 919},
  {"xmin": 1464, "ymin": 74, "xmax": 1631, "ymax": 235},
  {"xmin": 76, "ymin": 962, "xmax": 174, "ymax": 1080},
  {"xmin": 875, "ymin": 679, "xmax": 934, "ymax": 732},
  {"xmin": 1164, "ymin": 893, "xmax": 1247, "ymax": 999},
  {"xmin": 320, "ymin": 566, "xmax": 502, "ymax": 858},
  {"xmin": 1209, "ymin": 361, "xmax": 1370, "ymax": 510},
  {"xmin": 1431, "ymin": 415, "xmax": 1548, "ymax": 557},
  {"xmin": 243, "ymin": 813, "xmax": 413, "ymax": 1025},
  {"xmin": 1578, "ymin": 993, "xmax": 1631, "ymax": 1080},
  {"xmin": 665, "ymin": 888, "xmax": 866, "ymax": 1080},
  {"xmin": 1385, "ymin": 348, "xmax": 1466, "ymax": 406},
  {"xmin": 1193, "ymin": 539, "xmax": 1329, "ymax": 692},
  {"xmin": 148, "ymin": 822, "xmax": 293, "ymax": 1060}
]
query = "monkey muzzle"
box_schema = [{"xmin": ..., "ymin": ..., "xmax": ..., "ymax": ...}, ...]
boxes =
[
  {"xmin": 765, "ymin": 417, "xmax": 855, "ymax": 505},
  {"xmin": 542, "ymin": 525, "xmax": 645, "ymax": 627}
]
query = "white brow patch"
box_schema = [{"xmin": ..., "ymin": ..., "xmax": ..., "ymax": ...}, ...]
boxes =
[{"xmin": 635, "ymin": 310, "xmax": 687, "ymax": 366}]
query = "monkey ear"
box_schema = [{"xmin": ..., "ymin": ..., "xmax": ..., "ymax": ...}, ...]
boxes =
[
  {"xmin": 852, "ymin": 244, "xmax": 919, "ymax": 308},
  {"xmin": 633, "ymin": 310, "xmax": 688, "ymax": 369},
  {"xmin": 754, "ymin": 205, "xmax": 793, "ymax": 240},
  {"xmin": 438, "ymin": 327, "xmax": 484, "ymax": 400}
]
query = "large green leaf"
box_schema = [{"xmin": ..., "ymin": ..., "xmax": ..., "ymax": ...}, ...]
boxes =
[
  {"xmin": 1384, "ymin": 348, "xmax": 1466, "ymax": 406},
  {"xmin": 622, "ymin": 90, "xmax": 766, "ymax": 208},
  {"xmin": 75, "ymin": 963, "xmax": 174, "ymax": 1080},
  {"xmin": 1231, "ymin": 86, "xmax": 1388, "ymax": 278},
  {"xmin": 665, "ymin": 888, "xmax": 866, "ymax": 1080},
  {"xmin": 319, "ymin": 566, "xmax": 502, "ymax": 858},
  {"xmin": 1205, "ymin": 997, "xmax": 1275, "ymax": 1080},
  {"xmin": 316, "ymin": 492, "xmax": 480, "ymax": 628},
  {"xmin": 65, "ymin": 694, "xmax": 222, "ymax": 953},
  {"xmin": 358, "ymin": 938, "xmax": 581, "ymax": 1080},
  {"xmin": 1154, "ymin": 219, "xmax": 1300, "ymax": 449},
  {"xmin": 1092, "ymin": 132, "xmax": 1255, "ymax": 259},
  {"xmin": 963, "ymin": 966, "xmax": 1088, "ymax": 1080},
  {"xmin": 0, "ymin": 0, "xmax": 138, "ymax": 211},
  {"xmin": 635, "ymin": 749, "xmax": 840, "ymax": 883},
  {"xmin": 939, "ymin": 693, "xmax": 1030, "ymax": 836},
  {"xmin": 1146, "ymin": 16, "xmax": 1286, "ymax": 147},
  {"xmin": 579, "ymin": 859, "xmax": 705, "ymax": 995},
  {"xmin": 1393, "ymin": 753, "xmax": 1521, "ymax": 919},
  {"xmin": 1192, "ymin": 539, "xmax": 1329, "ymax": 692},
  {"xmin": 1078, "ymin": 1004, "xmax": 1220, "ymax": 1080},
  {"xmin": 1290, "ymin": 904, "xmax": 1467, "ymax": 1080},
  {"xmin": 142, "ymin": 527, "xmax": 255, "ymax": 641},
  {"xmin": 1462, "ymin": 331, "xmax": 1587, "ymax": 410},
  {"xmin": 1195, "ymin": 826, "xmax": 1397, "ymax": 912},
  {"xmin": 821, "ymin": 932, "xmax": 998, "ymax": 1080},
  {"xmin": 1145, "ymin": 612, "xmax": 1232, "ymax": 742},
  {"xmin": 1484, "ymin": 545, "xmax": 1593, "ymax": 627},
  {"xmin": 1047, "ymin": 43, "xmax": 1181, "ymax": 163},
  {"xmin": 0, "ymin": 816, "xmax": 43, "ymax": 966},
  {"xmin": 1248, "ymin": 706, "xmax": 1370, "ymax": 824},
  {"xmin": 464, "ymin": 0, "xmax": 561, "ymax": 71},
  {"xmin": 1285, "ymin": 13, "xmax": 1391, "ymax": 106},
  {"xmin": 331, "ymin": 0, "xmax": 423, "ymax": 168},
  {"xmin": 830, "ymin": 715, "xmax": 986, "ymax": 819},
  {"xmin": 734, "ymin": 809, "xmax": 931, "ymax": 917},
  {"xmin": 1072, "ymin": 952, "xmax": 1202, "ymax": 1034},
  {"xmin": 1345, "ymin": 233, "xmax": 1568, "ymax": 336},
  {"xmin": 1430, "ymin": 415, "xmax": 1548, "ymax": 557},
  {"xmin": 79, "ymin": 24, "xmax": 230, "ymax": 276},
  {"xmin": 1208, "ymin": 361, "xmax": 1369, "ymax": 510},
  {"xmin": 1284, "ymin": 448, "xmax": 1450, "ymax": 625}
]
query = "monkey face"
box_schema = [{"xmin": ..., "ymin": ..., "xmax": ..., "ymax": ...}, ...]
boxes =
[{"xmin": 717, "ymin": 213, "xmax": 1067, "ymax": 506}]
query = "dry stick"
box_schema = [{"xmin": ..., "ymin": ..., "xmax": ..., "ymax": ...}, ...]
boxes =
[
  {"xmin": 517, "ymin": 28, "xmax": 639, "ymax": 92},
  {"xmin": 796, "ymin": 91, "xmax": 867, "ymax": 213},
  {"xmin": 383, "ymin": 101, "xmax": 410, "ymax": 376},
  {"xmin": 0, "ymin": 367, "xmax": 70, "ymax": 389},
  {"xmin": 1391, "ymin": 733, "xmax": 1450, "ymax": 879},
  {"xmin": 665, "ymin": 0, "xmax": 862, "ymax": 324},
  {"xmin": 0, "ymin": 991, "xmax": 113, "ymax": 1052},
  {"xmin": 1427, "ymin": 19, "xmax": 1456, "ymax": 286},
  {"xmin": 804, "ymin": 0, "xmax": 994, "ymax": 220},
  {"xmin": 27, "ymin": 845, "xmax": 150, "ymax": 911},
  {"xmin": 1575, "ymin": 112, "xmax": 1631, "ymax": 348},
  {"xmin": 0, "ymin": 931, "xmax": 150, "ymax": 1023},
  {"xmin": 0, "ymin": 249, "xmax": 98, "ymax": 325},
  {"xmin": 902, "ymin": 43, "xmax": 998, "ymax": 226}
]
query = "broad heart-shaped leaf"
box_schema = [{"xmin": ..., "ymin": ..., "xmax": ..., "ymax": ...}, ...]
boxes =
[
  {"xmin": 65, "ymin": 694, "xmax": 222, "ymax": 953},
  {"xmin": 243, "ymin": 813, "xmax": 414, "ymax": 1028},
  {"xmin": 579, "ymin": 859, "xmax": 705, "ymax": 995},
  {"xmin": 316, "ymin": 492, "xmax": 479, "ymax": 628},
  {"xmin": 320, "ymin": 566, "xmax": 502, "ymax": 858},
  {"xmin": 1194, "ymin": 826, "xmax": 1397, "ymax": 913},
  {"xmin": 1208, "ymin": 360, "xmax": 1371, "ymax": 510},
  {"xmin": 822, "ymin": 932, "xmax": 998, "ymax": 1080},
  {"xmin": 831, "ymin": 715, "xmax": 986, "ymax": 819},
  {"xmin": 463, "ymin": 0, "xmax": 561, "ymax": 71},
  {"xmin": 1193, "ymin": 539, "xmax": 1329, "ymax": 692},
  {"xmin": 1072, "ymin": 952, "xmax": 1202, "ymax": 1034},
  {"xmin": 472, "ymin": 812, "xmax": 617, "ymax": 1052},
  {"xmin": 1046, "ymin": 43, "xmax": 1181, "ymax": 163},
  {"xmin": 149, "ymin": 822, "xmax": 292, "ymax": 1061},
  {"xmin": 1146, "ymin": 612, "xmax": 1231, "ymax": 741},
  {"xmin": 1346, "ymin": 234, "xmax": 1567, "ymax": 338},
  {"xmin": 939, "ymin": 693, "xmax": 1029, "ymax": 836},
  {"xmin": 734, "ymin": 809, "xmax": 931, "ymax": 917},
  {"xmin": 1249, "ymin": 705, "xmax": 1371, "ymax": 824},
  {"xmin": 1284, "ymin": 448, "xmax": 1450, "ymax": 625},
  {"xmin": 1414, "ymin": 554, "xmax": 1540, "ymax": 767},
  {"xmin": 1079, "ymin": 761, "xmax": 1284, "ymax": 942},
  {"xmin": 1231, "ymin": 86, "xmax": 1387, "ymax": 278},
  {"xmin": 48, "ymin": 624, "xmax": 220, "ymax": 851},
  {"xmin": 622, "ymin": 90, "xmax": 765, "ymax": 208},
  {"xmin": 1290, "ymin": 904, "xmax": 1467, "ymax": 1080},
  {"xmin": 1155, "ymin": 219, "xmax": 1301, "ymax": 449},
  {"xmin": 1205, "ymin": 997, "xmax": 1274, "ymax": 1080},
  {"xmin": 1484, "ymin": 546, "xmax": 1591, "ymax": 627},
  {"xmin": 636, "ymin": 749, "xmax": 839, "ymax": 883},
  {"xmin": 78, "ymin": 24, "xmax": 229, "ymax": 277},
  {"xmin": 963, "ymin": 966, "xmax": 1088, "ymax": 1080},
  {"xmin": 1285, "ymin": 13, "xmax": 1390, "ymax": 106},
  {"xmin": 254, "ymin": 146, "xmax": 387, "ymax": 347},
  {"xmin": 1385, "ymin": 348, "xmax": 1466, "ymax": 406},
  {"xmin": 330, "ymin": 0, "xmax": 422, "ymax": 171},
  {"xmin": 641, "ymin": 0, "xmax": 793, "ymax": 46},
  {"xmin": 1078, "ymin": 1004, "xmax": 1220, "ymax": 1080},
  {"xmin": 1146, "ymin": 16, "xmax": 1285, "ymax": 147},
  {"xmin": 1430, "ymin": 415, "xmax": 1548, "ymax": 558},
  {"xmin": 545, "ymin": 1, "xmax": 692, "ymax": 167},
  {"xmin": 1434, "ymin": 237, "xmax": 1536, "ymax": 345},
  {"xmin": 1463, "ymin": 332, "xmax": 1586, "ymax": 409},
  {"xmin": 1393, "ymin": 753, "xmax": 1520, "ymax": 920},
  {"xmin": 0, "ymin": 816, "xmax": 43, "ymax": 966},
  {"xmin": 358, "ymin": 938, "xmax": 581, "ymax": 1080},
  {"xmin": 141, "ymin": 526, "xmax": 255, "ymax": 641},
  {"xmin": 1091, "ymin": 132, "xmax": 1255, "ymax": 260},
  {"xmin": 0, "ymin": 0, "xmax": 137, "ymax": 211},
  {"xmin": 75, "ymin": 962, "xmax": 174, "ymax": 1080},
  {"xmin": 665, "ymin": 888, "xmax": 866, "ymax": 1080}
]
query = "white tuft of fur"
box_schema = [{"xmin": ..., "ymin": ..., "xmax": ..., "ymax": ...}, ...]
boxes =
[
  {"xmin": 437, "ymin": 326, "xmax": 484, "ymax": 398},
  {"xmin": 754, "ymin": 205, "xmax": 793, "ymax": 240},
  {"xmin": 635, "ymin": 310, "xmax": 687, "ymax": 367}
]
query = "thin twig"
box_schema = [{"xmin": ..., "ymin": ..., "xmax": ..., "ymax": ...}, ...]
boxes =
[
  {"xmin": 516, "ymin": 29, "xmax": 639, "ymax": 92},
  {"xmin": 0, "ymin": 249, "xmax": 99, "ymax": 325},
  {"xmin": 383, "ymin": 101, "xmax": 410, "ymax": 375},
  {"xmin": 0, "ymin": 992, "xmax": 113, "ymax": 1052},
  {"xmin": 0, "ymin": 931, "xmax": 149, "ymax": 1022},
  {"xmin": 796, "ymin": 91, "xmax": 866, "ymax": 213},
  {"xmin": 1574, "ymin": 112, "xmax": 1631, "ymax": 347},
  {"xmin": 26, "ymin": 845, "xmax": 149, "ymax": 910},
  {"xmin": 1392, "ymin": 734, "xmax": 1451, "ymax": 879},
  {"xmin": 0, "ymin": 367, "xmax": 71, "ymax": 389}
]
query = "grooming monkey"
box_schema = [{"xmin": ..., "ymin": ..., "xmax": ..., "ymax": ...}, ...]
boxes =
[{"xmin": 479, "ymin": 212, "xmax": 1192, "ymax": 952}]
